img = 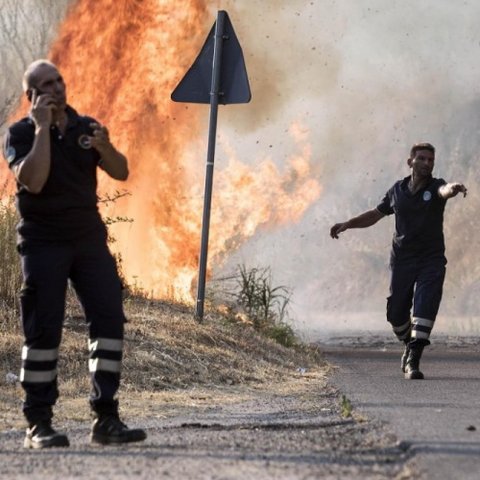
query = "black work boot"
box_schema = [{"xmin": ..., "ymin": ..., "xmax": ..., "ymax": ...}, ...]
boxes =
[
  {"xmin": 404, "ymin": 344, "xmax": 425, "ymax": 380},
  {"xmin": 24, "ymin": 420, "xmax": 70, "ymax": 449},
  {"xmin": 401, "ymin": 341, "xmax": 410, "ymax": 373},
  {"xmin": 91, "ymin": 414, "xmax": 147, "ymax": 445}
]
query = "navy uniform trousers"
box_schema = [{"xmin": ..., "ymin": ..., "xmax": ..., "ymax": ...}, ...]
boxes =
[
  {"xmin": 18, "ymin": 227, "xmax": 125, "ymax": 425},
  {"xmin": 386, "ymin": 256, "xmax": 446, "ymax": 346}
]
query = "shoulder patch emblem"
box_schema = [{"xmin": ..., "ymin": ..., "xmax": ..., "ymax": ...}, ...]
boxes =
[
  {"xmin": 4, "ymin": 146, "xmax": 16, "ymax": 163},
  {"xmin": 423, "ymin": 191, "xmax": 432, "ymax": 201}
]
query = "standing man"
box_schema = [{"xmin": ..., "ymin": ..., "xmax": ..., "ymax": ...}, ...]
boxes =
[
  {"xmin": 3, "ymin": 59, "xmax": 146, "ymax": 448},
  {"xmin": 330, "ymin": 143, "xmax": 467, "ymax": 380}
]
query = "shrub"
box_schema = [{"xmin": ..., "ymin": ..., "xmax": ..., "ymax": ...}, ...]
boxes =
[
  {"xmin": 0, "ymin": 192, "xmax": 21, "ymax": 311},
  {"xmin": 211, "ymin": 264, "xmax": 297, "ymax": 347}
]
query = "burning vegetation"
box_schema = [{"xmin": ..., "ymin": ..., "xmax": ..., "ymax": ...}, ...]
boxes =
[{"xmin": 32, "ymin": 0, "xmax": 321, "ymax": 302}]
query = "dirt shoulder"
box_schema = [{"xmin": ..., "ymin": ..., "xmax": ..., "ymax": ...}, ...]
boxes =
[
  {"xmin": 0, "ymin": 370, "xmax": 417, "ymax": 479},
  {"xmin": 0, "ymin": 301, "xmax": 419, "ymax": 478}
]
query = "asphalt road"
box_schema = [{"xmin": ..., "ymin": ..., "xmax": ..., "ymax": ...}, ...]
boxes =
[
  {"xmin": 321, "ymin": 335, "xmax": 480, "ymax": 480},
  {"xmin": 0, "ymin": 375, "xmax": 410, "ymax": 480}
]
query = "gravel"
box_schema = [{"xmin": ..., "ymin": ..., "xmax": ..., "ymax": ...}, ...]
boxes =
[{"xmin": 0, "ymin": 377, "xmax": 418, "ymax": 479}]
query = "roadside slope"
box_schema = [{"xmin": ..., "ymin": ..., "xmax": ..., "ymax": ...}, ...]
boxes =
[{"xmin": 0, "ymin": 302, "xmax": 416, "ymax": 479}]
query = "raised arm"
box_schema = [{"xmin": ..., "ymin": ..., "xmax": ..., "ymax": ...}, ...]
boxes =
[
  {"xmin": 438, "ymin": 182, "xmax": 467, "ymax": 200},
  {"xmin": 330, "ymin": 208, "xmax": 385, "ymax": 239},
  {"xmin": 13, "ymin": 90, "xmax": 55, "ymax": 193},
  {"xmin": 89, "ymin": 123, "xmax": 129, "ymax": 181}
]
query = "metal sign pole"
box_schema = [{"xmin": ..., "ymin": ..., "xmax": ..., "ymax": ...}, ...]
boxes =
[{"xmin": 195, "ymin": 11, "xmax": 226, "ymax": 321}]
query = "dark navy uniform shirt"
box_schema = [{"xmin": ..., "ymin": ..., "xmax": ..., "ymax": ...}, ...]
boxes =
[
  {"xmin": 376, "ymin": 176, "xmax": 447, "ymax": 263},
  {"xmin": 3, "ymin": 106, "xmax": 105, "ymax": 242}
]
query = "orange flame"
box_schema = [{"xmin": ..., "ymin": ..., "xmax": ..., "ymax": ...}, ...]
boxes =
[{"xmin": 3, "ymin": 0, "xmax": 321, "ymax": 302}]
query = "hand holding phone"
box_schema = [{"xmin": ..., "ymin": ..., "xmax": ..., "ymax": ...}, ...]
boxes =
[{"xmin": 28, "ymin": 88, "xmax": 56, "ymax": 128}]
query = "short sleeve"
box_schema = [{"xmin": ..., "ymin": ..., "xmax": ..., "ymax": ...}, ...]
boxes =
[
  {"xmin": 376, "ymin": 188, "xmax": 394, "ymax": 215},
  {"xmin": 3, "ymin": 121, "xmax": 34, "ymax": 168},
  {"xmin": 435, "ymin": 178, "xmax": 447, "ymax": 202},
  {"xmin": 436, "ymin": 178, "xmax": 447, "ymax": 189}
]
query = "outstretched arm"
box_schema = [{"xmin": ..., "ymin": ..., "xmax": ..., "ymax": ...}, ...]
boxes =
[
  {"xmin": 438, "ymin": 182, "xmax": 467, "ymax": 199},
  {"xmin": 330, "ymin": 208, "xmax": 385, "ymax": 239}
]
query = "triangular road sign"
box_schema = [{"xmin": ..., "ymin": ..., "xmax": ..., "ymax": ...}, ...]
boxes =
[
  {"xmin": 171, "ymin": 11, "xmax": 251, "ymax": 104},
  {"xmin": 171, "ymin": 11, "xmax": 252, "ymax": 321}
]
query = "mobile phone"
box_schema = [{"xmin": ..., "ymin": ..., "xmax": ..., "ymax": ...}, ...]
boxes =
[
  {"xmin": 26, "ymin": 88, "xmax": 39, "ymax": 102},
  {"xmin": 27, "ymin": 88, "xmax": 49, "ymax": 101}
]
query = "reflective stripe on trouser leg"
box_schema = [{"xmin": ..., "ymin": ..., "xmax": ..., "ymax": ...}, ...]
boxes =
[
  {"xmin": 20, "ymin": 346, "xmax": 59, "ymax": 383},
  {"xmin": 68, "ymin": 232, "xmax": 126, "ymax": 415},
  {"xmin": 391, "ymin": 319, "xmax": 411, "ymax": 341},
  {"xmin": 20, "ymin": 345, "xmax": 61, "ymax": 425},
  {"xmin": 88, "ymin": 338, "xmax": 122, "ymax": 374},
  {"xmin": 411, "ymin": 317, "xmax": 434, "ymax": 341},
  {"xmin": 89, "ymin": 337, "xmax": 123, "ymax": 414},
  {"xmin": 412, "ymin": 263, "xmax": 445, "ymax": 327},
  {"xmin": 386, "ymin": 261, "xmax": 416, "ymax": 341},
  {"xmin": 18, "ymin": 242, "xmax": 70, "ymax": 424},
  {"xmin": 411, "ymin": 262, "xmax": 444, "ymax": 346}
]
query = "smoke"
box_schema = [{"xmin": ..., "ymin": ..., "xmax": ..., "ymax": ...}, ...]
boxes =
[
  {"xmin": 39, "ymin": 0, "xmax": 319, "ymax": 301},
  {"xmin": 213, "ymin": 0, "xmax": 480, "ymax": 336},
  {"xmin": 3, "ymin": 0, "xmax": 480, "ymax": 335}
]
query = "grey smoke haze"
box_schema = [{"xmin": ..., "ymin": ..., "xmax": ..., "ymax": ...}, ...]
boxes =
[
  {"xmin": 3, "ymin": 0, "xmax": 480, "ymax": 336},
  {"xmin": 212, "ymin": 0, "xmax": 480, "ymax": 336}
]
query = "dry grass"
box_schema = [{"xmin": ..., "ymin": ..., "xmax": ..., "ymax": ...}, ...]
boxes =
[
  {"xmin": 0, "ymin": 193, "xmax": 21, "ymax": 309},
  {"xmin": 0, "ymin": 296, "xmax": 327, "ymax": 429},
  {"xmin": 0, "ymin": 185, "xmax": 326, "ymax": 430}
]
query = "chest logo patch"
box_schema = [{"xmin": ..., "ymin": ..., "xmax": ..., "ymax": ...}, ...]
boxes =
[
  {"xmin": 423, "ymin": 191, "xmax": 432, "ymax": 201},
  {"xmin": 78, "ymin": 134, "xmax": 93, "ymax": 149},
  {"xmin": 4, "ymin": 146, "xmax": 16, "ymax": 163}
]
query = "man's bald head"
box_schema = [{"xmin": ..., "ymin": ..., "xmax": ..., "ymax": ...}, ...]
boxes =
[{"xmin": 22, "ymin": 59, "xmax": 59, "ymax": 92}]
